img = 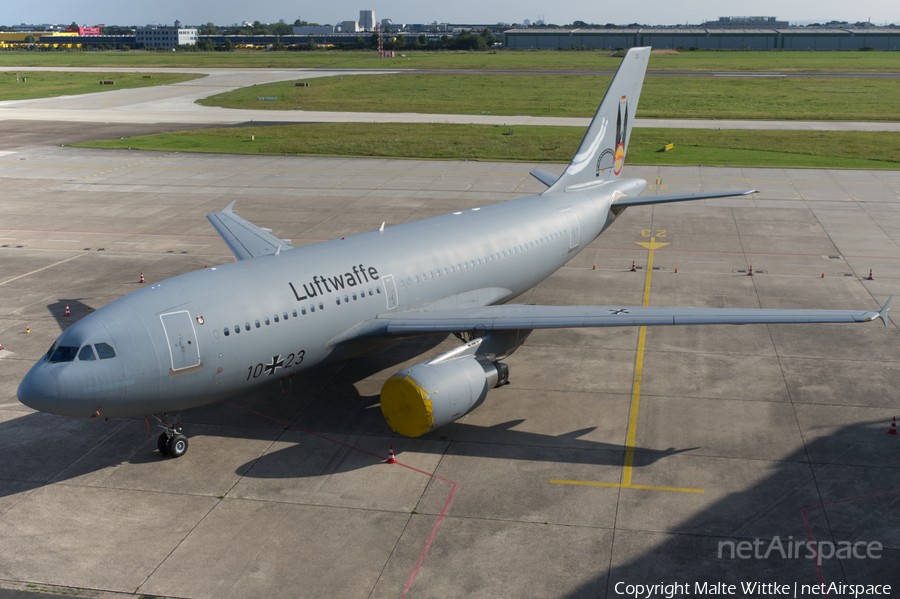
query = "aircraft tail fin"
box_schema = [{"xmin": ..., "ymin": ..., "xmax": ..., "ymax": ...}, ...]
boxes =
[{"xmin": 544, "ymin": 46, "xmax": 651, "ymax": 194}]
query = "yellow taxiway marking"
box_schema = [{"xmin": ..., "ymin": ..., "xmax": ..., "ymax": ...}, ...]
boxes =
[
  {"xmin": 552, "ymin": 234, "xmax": 704, "ymax": 495},
  {"xmin": 550, "ymin": 480, "xmax": 704, "ymax": 493},
  {"xmin": 76, "ymin": 152, "xmax": 179, "ymax": 181}
]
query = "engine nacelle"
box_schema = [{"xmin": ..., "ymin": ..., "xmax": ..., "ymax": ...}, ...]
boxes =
[{"xmin": 380, "ymin": 357, "xmax": 508, "ymax": 437}]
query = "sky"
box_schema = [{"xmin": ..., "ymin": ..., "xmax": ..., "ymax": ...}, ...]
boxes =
[{"xmin": 5, "ymin": 0, "xmax": 899, "ymax": 27}]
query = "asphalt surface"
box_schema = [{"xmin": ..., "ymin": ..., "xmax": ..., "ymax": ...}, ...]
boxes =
[{"xmin": 0, "ymin": 119, "xmax": 898, "ymax": 598}]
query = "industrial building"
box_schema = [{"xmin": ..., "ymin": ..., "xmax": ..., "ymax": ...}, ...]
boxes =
[
  {"xmin": 135, "ymin": 26, "xmax": 198, "ymax": 48},
  {"xmin": 504, "ymin": 27, "xmax": 900, "ymax": 50}
]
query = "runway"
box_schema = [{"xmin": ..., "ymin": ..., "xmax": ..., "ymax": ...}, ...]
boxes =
[
  {"xmin": 0, "ymin": 122, "xmax": 898, "ymax": 597},
  {"xmin": 1, "ymin": 67, "xmax": 898, "ymax": 131}
]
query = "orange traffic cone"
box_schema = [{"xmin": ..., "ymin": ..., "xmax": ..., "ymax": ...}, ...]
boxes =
[
  {"xmin": 748, "ymin": 265, "xmax": 753, "ymax": 276},
  {"xmin": 821, "ymin": 273, "xmax": 825, "ymax": 278},
  {"xmin": 631, "ymin": 261, "xmax": 636, "ymax": 272},
  {"xmin": 140, "ymin": 272, "xmax": 145, "ymax": 283},
  {"xmin": 674, "ymin": 268, "xmax": 678, "ymax": 273},
  {"xmin": 386, "ymin": 445, "xmax": 397, "ymax": 464},
  {"xmin": 889, "ymin": 417, "xmax": 897, "ymax": 435},
  {"xmin": 64, "ymin": 303, "xmax": 70, "ymax": 317},
  {"xmin": 592, "ymin": 265, "xmax": 596, "ymax": 270},
  {"xmin": 868, "ymin": 269, "xmax": 874, "ymax": 280}
]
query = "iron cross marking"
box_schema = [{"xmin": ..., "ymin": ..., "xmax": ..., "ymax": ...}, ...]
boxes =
[
  {"xmin": 264, "ymin": 355, "xmax": 285, "ymax": 376},
  {"xmin": 608, "ymin": 308, "xmax": 631, "ymax": 315}
]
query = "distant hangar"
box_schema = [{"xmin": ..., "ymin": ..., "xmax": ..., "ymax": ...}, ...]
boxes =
[{"xmin": 503, "ymin": 28, "xmax": 900, "ymax": 51}]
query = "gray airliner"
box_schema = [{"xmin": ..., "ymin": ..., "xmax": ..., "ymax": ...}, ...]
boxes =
[{"xmin": 17, "ymin": 47, "xmax": 890, "ymax": 457}]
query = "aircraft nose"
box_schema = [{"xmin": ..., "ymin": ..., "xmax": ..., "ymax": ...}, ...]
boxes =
[{"xmin": 17, "ymin": 366, "xmax": 60, "ymax": 414}]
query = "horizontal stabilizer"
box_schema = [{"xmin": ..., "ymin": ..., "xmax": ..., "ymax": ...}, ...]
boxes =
[
  {"xmin": 206, "ymin": 201, "xmax": 293, "ymax": 261},
  {"xmin": 612, "ymin": 189, "xmax": 756, "ymax": 209},
  {"xmin": 530, "ymin": 169, "xmax": 560, "ymax": 187}
]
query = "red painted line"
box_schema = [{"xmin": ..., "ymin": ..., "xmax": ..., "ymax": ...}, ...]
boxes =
[
  {"xmin": 401, "ymin": 480, "xmax": 459, "ymax": 599},
  {"xmin": 221, "ymin": 400, "xmax": 458, "ymax": 596},
  {"xmin": 800, "ymin": 487, "xmax": 900, "ymax": 599},
  {"xmin": 799, "ymin": 506, "xmax": 828, "ymax": 597}
]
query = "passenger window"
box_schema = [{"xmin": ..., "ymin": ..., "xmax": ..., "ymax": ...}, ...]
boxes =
[
  {"xmin": 95, "ymin": 343, "xmax": 116, "ymax": 359},
  {"xmin": 407, "ymin": 277, "xmax": 412, "ymax": 285},
  {"xmin": 78, "ymin": 346, "xmax": 96, "ymax": 361},
  {"xmin": 352, "ymin": 293, "xmax": 357, "ymax": 300},
  {"xmin": 336, "ymin": 297, "xmax": 341, "ymax": 305},
  {"xmin": 443, "ymin": 267, "xmax": 448, "ymax": 275},
  {"xmin": 265, "ymin": 317, "xmax": 270, "ymax": 325},
  {"xmin": 274, "ymin": 315, "xmax": 279, "ymax": 323},
  {"xmin": 292, "ymin": 310, "xmax": 297, "ymax": 317},
  {"xmin": 368, "ymin": 288, "xmax": 373, "ymax": 295},
  {"xmin": 376, "ymin": 286, "xmax": 381, "ymax": 294},
  {"xmin": 49, "ymin": 346, "xmax": 78, "ymax": 363},
  {"xmin": 310, "ymin": 305, "xmax": 315, "ymax": 313},
  {"xmin": 301, "ymin": 307, "xmax": 307, "ymax": 315},
  {"xmin": 244, "ymin": 322, "xmax": 250, "ymax": 331},
  {"xmin": 399, "ymin": 279, "xmax": 404, "ymax": 287},
  {"xmin": 344, "ymin": 295, "xmax": 349, "ymax": 303},
  {"xmin": 414, "ymin": 275, "xmax": 419, "ymax": 283},
  {"xmin": 224, "ymin": 328, "xmax": 230, "ymax": 337},
  {"xmin": 234, "ymin": 325, "xmax": 240, "ymax": 334},
  {"xmin": 457, "ymin": 263, "xmax": 461, "ymax": 270},
  {"xmin": 284, "ymin": 312, "xmax": 289, "ymax": 320},
  {"xmin": 255, "ymin": 320, "xmax": 260, "ymax": 328},
  {"xmin": 470, "ymin": 260, "xmax": 474, "ymax": 267},
  {"xmin": 318, "ymin": 302, "xmax": 324, "ymax": 310},
  {"xmin": 429, "ymin": 271, "xmax": 434, "ymax": 278}
]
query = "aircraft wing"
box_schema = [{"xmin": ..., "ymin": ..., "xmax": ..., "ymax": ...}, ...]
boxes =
[
  {"xmin": 329, "ymin": 299, "xmax": 890, "ymax": 347},
  {"xmin": 206, "ymin": 201, "xmax": 293, "ymax": 261},
  {"xmin": 611, "ymin": 189, "xmax": 757, "ymax": 208}
]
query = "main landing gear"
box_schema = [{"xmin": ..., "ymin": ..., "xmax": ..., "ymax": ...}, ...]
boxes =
[{"xmin": 151, "ymin": 413, "xmax": 189, "ymax": 458}]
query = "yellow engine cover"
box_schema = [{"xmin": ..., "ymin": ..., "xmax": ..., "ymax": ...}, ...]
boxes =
[{"xmin": 380, "ymin": 374, "xmax": 434, "ymax": 437}]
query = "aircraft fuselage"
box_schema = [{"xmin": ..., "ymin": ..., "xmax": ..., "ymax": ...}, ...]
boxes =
[{"xmin": 18, "ymin": 177, "xmax": 647, "ymax": 419}]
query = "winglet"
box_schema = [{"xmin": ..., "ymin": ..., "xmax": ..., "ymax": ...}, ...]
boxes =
[
  {"xmin": 877, "ymin": 294, "xmax": 892, "ymax": 326},
  {"xmin": 222, "ymin": 200, "xmax": 237, "ymax": 214}
]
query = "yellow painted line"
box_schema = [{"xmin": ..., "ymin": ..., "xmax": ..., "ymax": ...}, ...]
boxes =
[
  {"xmin": 548, "ymin": 234, "xmax": 704, "ymax": 495},
  {"xmin": 621, "ymin": 244, "xmax": 656, "ymax": 486},
  {"xmin": 102, "ymin": 97, "xmax": 120, "ymax": 109},
  {"xmin": 550, "ymin": 480, "xmax": 704, "ymax": 494}
]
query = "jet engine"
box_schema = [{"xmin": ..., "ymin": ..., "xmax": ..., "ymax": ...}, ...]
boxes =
[{"xmin": 380, "ymin": 343, "xmax": 508, "ymax": 437}]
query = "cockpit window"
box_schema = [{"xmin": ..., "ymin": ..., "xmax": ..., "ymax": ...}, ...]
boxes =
[
  {"xmin": 94, "ymin": 343, "xmax": 116, "ymax": 360},
  {"xmin": 78, "ymin": 346, "xmax": 96, "ymax": 361},
  {"xmin": 45, "ymin": 341, "xmax": 58, "ymax": 361},
  {"xmin": 49, "ymin": 346, "xmax": 78, "ymax": 363}
]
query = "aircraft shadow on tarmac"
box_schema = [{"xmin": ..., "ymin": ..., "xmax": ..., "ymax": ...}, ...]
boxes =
[
  {"xmin": 1, "ymin": 333, "xmax": 692, "ymax": 499},
  {"xmin": 557, "ymin": 419, "xmax": 900, "ymax": 597}
]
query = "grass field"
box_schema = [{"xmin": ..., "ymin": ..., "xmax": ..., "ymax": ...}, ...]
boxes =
[
  {"xmin": 0, "ymin": 49, "xmax": 897, "ymax": 72},
  {"xmin": 0, "ymin": 71, "xmax": 204, "ymax": 101},
  {"xmin": 197, "ymin": 73, "xmax": 900, "ymax": 121},
  {"xmin": 72, "ymin": 124, "xmax": 900, "ymax": 170}
]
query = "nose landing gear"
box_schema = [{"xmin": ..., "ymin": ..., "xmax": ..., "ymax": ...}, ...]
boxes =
[{"xmin": 151, "ymin": 413, "xmax": 189, "ymax": 458}]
